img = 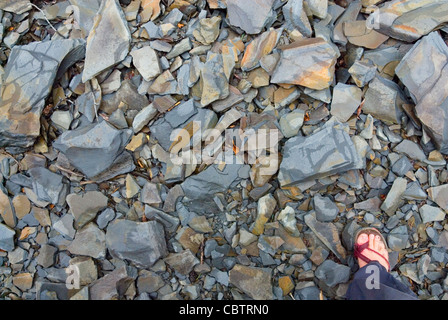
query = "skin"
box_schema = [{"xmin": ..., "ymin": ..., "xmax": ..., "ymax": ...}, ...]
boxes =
[{"xmin": 356, "ymin": 233, "xmax": 390, "ymax": 271}]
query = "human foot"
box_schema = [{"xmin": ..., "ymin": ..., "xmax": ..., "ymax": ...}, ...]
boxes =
[{"xmin": 354, "ymin": 229, "xmax": 390, "ymax": 272}]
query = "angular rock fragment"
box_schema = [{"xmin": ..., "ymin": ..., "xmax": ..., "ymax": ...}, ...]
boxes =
[
  {"xmin": 344, "ymin": 20, "xmax": 389, "ymax": 49},
  {"xmin": 181, "ymin": 164, "xmax": 241, "ymax": 214},
  {"xmin": 313, "ymin": 194, "xmax": 339, "ymax": 222},
  {"xmin": 67, "ymin": 223, "xmax": 106, "ymax": 259},
  {"xmin": 0, "ymin": 39, "xmax": 85, "ymax": 148},
  {"xmin": 396, "ymin": 32, "xmax": 448, "ymax": 153},
  {"xmin": 131, "ymin": 46, "xmax": 161, "ymax": 81},
  {"xmin": 241, "ymin": 29, "xmax": 281, "ymax": 72},
  {"xmin": 283, "ymin": 0, "xmax": 312, "ymax": 37},
  {"xmin": 164, "ymin": 250, "xmax": 199, "ymax": 275},
  {"xmin": 229, "ymin": 264, "xmax": 274, "ymax": 300},
  {"xmin": 348, "ymin": 59, "xmax": 377, "ymax": 87},
  {"xmin": 362, "ymin": 75, "xmax": 406, "ymax": 125},
  {"xmin": 66, "ymin": 191, "xmax": 109, "ymax": 229},
  {"xmin": 193, "ymin": 16, "xmax": 222, "ymax": 45},
  {"xmin": 252, "ymin": 194, "xmax": 277, "ymax": 236},
  {"xmin": 278, "ymin": 120, "xmax": 364, "ymax": 187},
  {"xmin": 53, "ymin": 120, "xmax": 134, "ymax": 179},
  {"xmin": 419, "ymin": 205, "xmax": 445, "ymax": 224},
  {"xmin": 226, "ymin": 0, "xmax": 275, "ymax": 35},
  {"xmin": 28, "ymin": 167, "xmax": 69, "ymax": 207},
  {"xmin": 380, "ymin": 177, "xmax": 407, "ymax": 216},
  {"xmin": 106, "ymin": 219, "xmax": 167, "ymax": 268},
  {"xmin": 69, "ymin": 0, "xmax": 102, "ymax": 37},
  {"xmin": 428, "ymin": 185, "xmax": 448, "ymax": 210},
  {"xmin": 315, "ymin": 260, "xmax": 350, "ymax": 287},
  {"xmin": 377, "ymin": 0, "xmax": 448, "ymax": 42},
  {"xmin": 304, "ymin": 213, "xmax": 347, "ymax": 263},
  {"xmin": 0, "ymin": 223, "xmax": 15, "ymax": 251},
  {"xmin": 200, "ymin": 53, "xmax": 232, "ymax": 107},
  {"xmin": 89, "ymin": 266, "xmax": 136, "ymax": 300},
  {"xmin": 330, "ymin": 83, "xmax": 362, "ymax": 122},
  {"xmin": 82, "ymin": 0, "xmax": 131, "ymax": 82},
  {"xmin": 271, "ymin": 38, "xmax": 339, "ymax": 90}
]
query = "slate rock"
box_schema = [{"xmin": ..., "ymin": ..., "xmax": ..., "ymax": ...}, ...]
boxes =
[
  {"xmin": 419, "ymin": 204, "xmax": 445, "ymax": 224},
  {"xmin": 226, "ymin": 0, "xmax": 276, "ymax": 35},
  {"xmin": 278, "ymin": 120, "xmax": 364, "ymax": 187},
  {"xmin": 377, "ymin": 0, "xmax": 448, "ymax": 42},
  {"xmin": 315, "ymin": 260, "xmax": 351, "ymax": 287},
  {"xmin": 164, "ymin": 249, "xmax": 199, "ymax": 275},
  {"xmin": 314, "ymin": 194, "xmax": 339, "ymax": 222},
  {"xmin": 396, "ymin": 32, "xmax": 448, "ymax": 153},
  {"xmin": 330, "ymin": 83, "xmax": 362, "ymax": 122},
  {"xmin": 0, "ymin": 223, "xmax": 15, "ymax": 251},
  {"xmin": 106, "ymin": 219, "xmax": 167, "ymax": 268},
  {"xmin": 82, "ymin": 0, "xmax": 131, "ymax": 82},
  {"xmin": 181, "ymin": 164, "xmax": 241, "ymax": 214},
  {"xmin": 362, "ymin": 75, "xmax": 406, "ymax": 124},
  {"xmin": 89, "ymin": 266, "xmax": 136, "ymax": 300},
  {"xmin": 0, "ymin": 39, "xmax": 85, "ymax": 148},
  {"xmin": 28, "ymin": 167, "xmax": 69, "ymax": 206},
  {"xmin": 271, "ymin": 38, "xmax": 339, "ymax": 90},
  {"xmin": 53, "ymin": 120, "xmax": 134, "ymax": 179},
  {"xmin": 67, "ymin": 223, "xmax": 106, "ymax": 259},
  {"xmin": 304, "ymin": 213, "xmax": 347, "ymax": 263},
  {"xmin": 66, "ymin": 191, "xmax": 108, "ymax": 229},
  {"xmin": 229, "ymin": 264, "xmax": 274, "ymax": 300}
]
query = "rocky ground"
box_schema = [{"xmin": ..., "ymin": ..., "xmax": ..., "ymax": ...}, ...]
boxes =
[{"xmin": 0, "ymin": 0, "xmax": 448, "ymax": 300}]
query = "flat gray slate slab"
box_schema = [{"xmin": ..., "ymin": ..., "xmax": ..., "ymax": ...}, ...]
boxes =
[{"xmin": 0, "ymin": 39, "xmax": 85, "ymax": 148}]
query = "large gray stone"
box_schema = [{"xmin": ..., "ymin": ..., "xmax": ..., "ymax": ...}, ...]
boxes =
[
  {"xmin": 0, "ymin": 223, "xmax": 15, "ymax": 252},
  {"xmin": 330, "ymin": 83, "xmax": 362, "ymax": 122},
  {"xmin": 304, "ymin": 213, "xmax": 347, "ymax": 263},
  {"xmin": 106, "ymin": 219, "xmax": 167, "ymax": 268},
  {"xmin": 362, "ymin": 75, "xmax": 406, "ymax": 124},
  {"xmin": 396, "ymin": 32, "xmax": 448, "ymax": 153},
  {"xmin": 226, "ymin": 0, "xmax": 276, "ymax": 35},
  {"xmin": 0, "ymin": 39, "xmax": 85, "ymax": 148},
  {"xmin": 28, "ymin": 167, "xmax": 69, "ymax": 206},
  {"xmin": 53, "ymin": 120, "xmax": 134, "ymax": 179},
  {"xmin": 278, "ymin": 120, "xmax": 364, "ymax": 187},
  {"xmin": 181, "ymin": 164, "xmax": 242, "ymax": 214},
  {"xmin": 283, "ymin": 0, "xmax": 312, "ymax": 37},
  {"xmin": 377, "ymin": 0, "xmax": 448, "ymax": 42},
  {"xmin": 229, "ymin": 264, "xmax": 274, "ymax": 300},
  {"xmin": 315, "ymin": 260, "xmax": 351, "ymax": 287},
  {"xmin": 82, "ymin": 0, "xmax": 131, "ymax": 82},
  {"xmin": 66, "ymin": 191, "xmax": 109, "ymax": 229},
  {"xmin": 67, "ymin": 223, "xmax": 106, "ymax": 259},
  {"xmin": 271, "ymin": 38, "xmax": 339, "ymax": 90}
]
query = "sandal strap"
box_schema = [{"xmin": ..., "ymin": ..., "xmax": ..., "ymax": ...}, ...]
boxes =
[{"xmin": 354, "ymin": 242, "xmax": 390, "ymax": 272}]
